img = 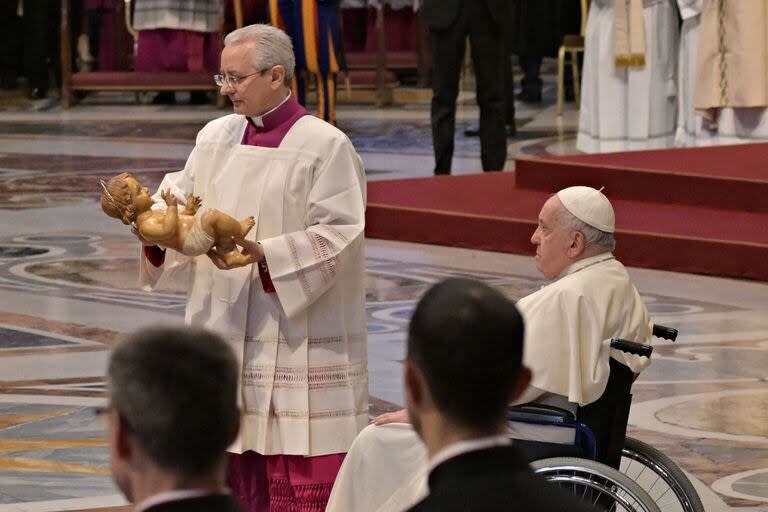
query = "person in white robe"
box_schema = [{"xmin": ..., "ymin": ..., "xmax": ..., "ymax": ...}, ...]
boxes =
[
  {"xmin": 137, "ymin": 24, "xmax": 368, "ymax": 512},
  {"xmin": 675, "ymin": 0, "xmax": 703, "ymax": 146},
  {"xmin": 326, "ymin": 187, "xmax": 652, "ymax": 512},
  {"xmin": 681, "ymin": 0, "xmax": 768, "ymax": 145},
  {"xmin": 577, "ymin": 0, "xmax": 679, "ymax": 153}
]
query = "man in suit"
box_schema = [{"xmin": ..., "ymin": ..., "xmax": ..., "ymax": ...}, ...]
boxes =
[
  {"xmin": 464, "ymin": 0, "xmax": 516, "ymax": 139},
  {"xmin": 420, "ymin": 0, "xmax": 507, "ymax": 174},
  {"xmin": 403, "ymin": 278, "xmax": 600, "ymax": 512},
  {"xmin": 510, "ymin": 0, "xmax": 581, "ymax": 103},
  {"xmin": 104, "ymin": 326, "xmax": 241, "ymax": 512}
]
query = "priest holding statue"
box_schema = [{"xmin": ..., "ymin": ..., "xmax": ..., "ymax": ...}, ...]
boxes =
[{"xmin": 135, "ymin": 23, "xmax": 368, "ymax": 512}]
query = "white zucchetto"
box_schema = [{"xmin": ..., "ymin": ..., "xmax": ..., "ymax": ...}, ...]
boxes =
[{"xmin": 557, "ymin": 186, "xmax": 615, "ymax": 233}]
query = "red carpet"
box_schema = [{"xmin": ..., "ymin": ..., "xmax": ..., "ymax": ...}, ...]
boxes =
[
  {"xmin": 516, "ymin": 143, "xmax": 768, "ymax": 212},
  {"xmin": 366, "ymin": 145, "xmax": 768, "ymax": 281}
]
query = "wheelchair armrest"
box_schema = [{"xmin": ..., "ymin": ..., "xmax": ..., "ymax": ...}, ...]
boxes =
[
  {"xmin": 610, "ymin": 338, "xmax": 653, "ymax": 357},
  {"xmin": 507, "ymin": 404, "xmax": 576, "ymax": 425},
  {"xmin": 652, "ymin": 324, "xmax": 678, "ymax": 341}
]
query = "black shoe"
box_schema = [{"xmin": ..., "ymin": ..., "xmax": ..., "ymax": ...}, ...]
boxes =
[
  {"xmin": 153, "ymin": 91, "xmax": 176, "ymax": 105},
  {"xmin": 463, "ymin": 125, "xmax": 480, "ymax": 137},
  {"xmin": 516, "ymin": 90, "xmax": 542, "ymax": 103}
]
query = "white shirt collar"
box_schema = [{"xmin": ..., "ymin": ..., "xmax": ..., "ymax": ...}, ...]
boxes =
[
  {"xmin": 249, "ymin": 91, "xmax": 292, "ymax": 127},
  {"xmin": 427, "ymin": 434, "xmax": 511, "ymax": 474},
  {"xmin": 557, "ymin": 252, "xmax": 615, "ymax": 280},
  {"xmin": 136, "ymin": 489, "xmax": 225, "ymax": 512}
]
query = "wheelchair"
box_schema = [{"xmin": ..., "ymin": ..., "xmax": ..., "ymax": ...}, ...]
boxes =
[{"xmin": 508, "ymin": 325, "xmax": 704, "ymax": 512}]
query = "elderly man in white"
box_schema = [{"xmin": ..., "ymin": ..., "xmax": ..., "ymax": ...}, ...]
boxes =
[{"xmin": 326, "ymin": 186, "xmax": 652, "ymax": 512}]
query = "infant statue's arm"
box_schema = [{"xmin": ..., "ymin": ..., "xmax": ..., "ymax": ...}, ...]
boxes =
[
  {"xmin": 137, "ymin": 189, "xmax": 179, "ymax": 242},
  {"xmin": 182, "ymin": 194, "xmax": 202, "ymax": 216}
]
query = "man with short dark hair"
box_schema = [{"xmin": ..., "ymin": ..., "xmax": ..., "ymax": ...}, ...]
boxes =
[
  {"xmin": 105, "ymin": 326, "xmax": 241, "ymax": 512},
  {"xmin": 403, "ymin": 278, "xmax": 599, "ymax": 511},
  {"xmin": 404, "ymin": 278, "xmax": 528, "ymax": 442},
  {"xmin": 329, "ymin": 279, "xmax": 600, "ymax": 511}
]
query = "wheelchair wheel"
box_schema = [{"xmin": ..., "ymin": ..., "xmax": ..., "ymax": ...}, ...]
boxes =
[
  {"xmin": 532, "ymin": 457, "xmax": 661, "ymax": 512},
  {"xmin": 621, "ymin": 437, "xmax": 704, "ymax": 512}
]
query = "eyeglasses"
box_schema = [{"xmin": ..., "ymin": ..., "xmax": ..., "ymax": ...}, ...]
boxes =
[{"xmin": 214, "ymin": 67, "xmax": 272, "ymax": 88}]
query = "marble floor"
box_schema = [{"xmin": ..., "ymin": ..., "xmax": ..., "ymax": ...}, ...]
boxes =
[{"xmin": 0, "ymin": 83, "xmax": 766, "ymax": 512}]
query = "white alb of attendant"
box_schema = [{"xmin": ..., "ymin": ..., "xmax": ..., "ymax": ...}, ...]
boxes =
[
  {"xmin": 578, "ymin": 0, "xmax": 679, "ymax": 153},
  {"xmin": 139, "ymin": 113, "xmax": 369, "ymax": 457},
  {"xmin": 675, "ymin": 0, "xmax": 703, "ymax": 146}
]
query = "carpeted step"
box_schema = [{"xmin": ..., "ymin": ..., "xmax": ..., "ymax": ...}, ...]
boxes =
[
  {"xmin": 366, "ymin": 173, "xmax": 768, "ymax": 281},
  {"xmin": 516, "ymin": 143, "xmax": 768, "ymax": 213}
]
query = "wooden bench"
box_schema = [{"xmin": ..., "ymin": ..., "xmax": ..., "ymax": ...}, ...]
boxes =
[{"xmin": 59, "ymin": 0, "xmax": 226, "ymax": 108}]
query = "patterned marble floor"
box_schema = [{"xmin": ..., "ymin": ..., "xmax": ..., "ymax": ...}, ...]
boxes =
[{"xmin": 0, "ymin": 85, "xmax": 766, "ymax": 512}]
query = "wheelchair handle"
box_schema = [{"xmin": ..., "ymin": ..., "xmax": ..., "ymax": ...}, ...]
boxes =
[
  {"xmin": 652, "ymin": 324, "xmax": 678, "ymax": 341},
  {"xmin": 610, "ymin": 338, "xmax": 653, "ymax": 358}
]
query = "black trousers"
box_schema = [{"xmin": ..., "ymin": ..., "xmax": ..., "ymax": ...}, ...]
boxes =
[
  {"xmin": 519, "ymin": 55, "xmax": 543, "ymax": 97},
  {"xmin": 519, "ymin": 54, "xmax": 574, "ymax": 98},
  {"xmin": 429, "ymin": 2, "xmax": 506, "ymax": 174},
  {"xmin": 22, "ymin": 0, "xmax": 61, "ymax": 93},
  {"xmin": 0, "ymin": 1, "xmax": 21, "ymax": 87}
]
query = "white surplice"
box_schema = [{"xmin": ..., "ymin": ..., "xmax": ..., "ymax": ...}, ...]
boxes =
[
  {"xmin": 327, "ymin": 253, "xmax": 652, "ymax": 512},
  {"xmin": 577, "ymin": 0, "xmax": 679, "ymax": 153},
  {"xmin": 140, "ymin": 113, "xmax": 369, "ymax": 457}
]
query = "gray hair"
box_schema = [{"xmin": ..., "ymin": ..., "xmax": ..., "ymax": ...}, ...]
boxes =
[
  {"xmin": 224, "ymin": 24, "xmax": 295, "ymax": 84},
  {"xmin": 561, "ymin": 207, "xmax": 616, "ymax": 252},
  {"xmin": 107, "ymin": 326, "xmax": 238, "ymax": 476}
]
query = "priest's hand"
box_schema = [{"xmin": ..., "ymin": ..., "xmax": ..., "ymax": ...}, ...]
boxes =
[
  {"xmin": 207, "ymin": 247, "xmax": 230, "ymax": 269},
  {"xmin": 372, "ymin": 408, "xmax": 410, "ymax": 425},
  {"xmin": 232, "ymin": 237, "xmax": 265, "ymax": 265},
  {"xmin": 206, "ymin": 238, "xmax": 265, "ymax": 270}
]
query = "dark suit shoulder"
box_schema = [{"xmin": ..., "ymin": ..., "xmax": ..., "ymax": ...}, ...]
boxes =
[
  {"xmin": 407, "ymin": 447, "xmax": 600, "ymax": 512},
  {"xmin": 145, "ymin": 494, "xmax": 242, "ymax": 512}
]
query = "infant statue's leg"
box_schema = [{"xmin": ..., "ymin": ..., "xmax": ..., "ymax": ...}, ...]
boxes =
[{"xmin": 202, "ymin": 209, "xmax": 256, "ymax": 268}]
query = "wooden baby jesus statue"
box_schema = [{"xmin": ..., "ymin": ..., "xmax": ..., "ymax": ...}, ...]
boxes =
[{"xmin": 100, "ymin": 172, "xmax": 255, "ymax": 268}]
